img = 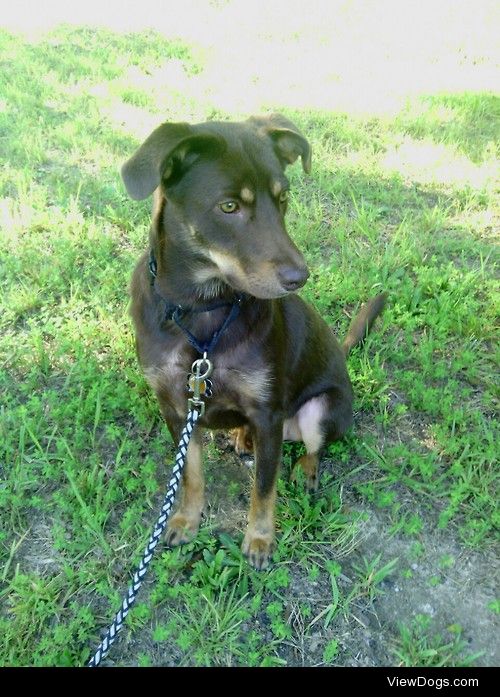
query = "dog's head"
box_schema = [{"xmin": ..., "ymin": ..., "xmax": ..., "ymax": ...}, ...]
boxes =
[{"xmin": 122, "ymin": 114, "xmax": 311, "ymax": 299}]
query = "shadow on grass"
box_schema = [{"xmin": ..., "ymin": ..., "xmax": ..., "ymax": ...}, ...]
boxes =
[
  {"xmin": 2, "ymin": 25, "xmax": 496, "ymax": 384},
  {"xmin": 2, "ymin": 26, "xmax": 495, "ymax": 359},
  {"xmin": 394, "ymin": 92, "xmax": 500, "ymax": 164},
  {"xmin": 286, "ymin": 93, "xmax": 499, "ymax": 164},
  {"xmin": 0, "ymin": 25, "xmax": 200, "ymax": 215}
]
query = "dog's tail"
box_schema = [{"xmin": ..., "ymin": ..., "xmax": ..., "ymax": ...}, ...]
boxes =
[{"xmin": 342, "ymin": 292, "xmax": 388, "ymax": 357}]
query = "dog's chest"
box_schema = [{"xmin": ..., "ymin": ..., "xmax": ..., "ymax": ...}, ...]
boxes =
[{"xmin": 143, "ymin": 345, "xmax": 273, "ymax": 422}]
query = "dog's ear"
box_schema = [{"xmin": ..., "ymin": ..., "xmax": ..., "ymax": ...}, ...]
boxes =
[
  {"xmin": 121, "ymin": 123, "xmax": 224, "ymax": 200},
  {"xmin": 249, "ymin": 113, "xmax": 312, "ymax": 174}
]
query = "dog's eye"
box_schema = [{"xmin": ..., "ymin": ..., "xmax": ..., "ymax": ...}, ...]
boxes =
[
  {"xmin": 279, "ymin": 190, "xmax": 289, "ymax": 203},
  {"xmin": 219, "ymin": 201, "xmax": 239, "ymax": 214}
]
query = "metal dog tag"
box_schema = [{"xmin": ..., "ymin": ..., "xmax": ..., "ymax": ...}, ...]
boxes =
[{"xmin": 187, "ymin": 354, "xmax": 213, "ymax": 416}]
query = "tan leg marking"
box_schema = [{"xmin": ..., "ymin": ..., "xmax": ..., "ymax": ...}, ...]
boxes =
[
  {"xmin": 241, "ymin": 486, "xmax": 277, "ymax": 571},
  {"xmin": 293, "ymin": 452, "xmax": 321, "ymax": 492},
  {"xmin": 165, "ymin": 431, "xmax": 204, "ymax": 547}
]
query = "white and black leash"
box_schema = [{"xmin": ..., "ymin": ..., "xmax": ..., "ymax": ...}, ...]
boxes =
[{"xmin": 88, "ymin": 355, "xmax": 213, "ymax": 667}]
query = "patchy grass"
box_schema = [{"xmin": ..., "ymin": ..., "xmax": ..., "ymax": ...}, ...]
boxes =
[
  {"xmin": 392, "ymin": 614, "xmax": 482, "ymax": 667},
  {"xmin": 0, "ymin": 19, "xmax": 498, "ymax": 667}
]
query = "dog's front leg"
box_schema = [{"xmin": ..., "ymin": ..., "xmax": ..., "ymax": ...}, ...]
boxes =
[
  {"xmin": 164, "ymin": 419, "xmax": 205, "ymax": 547},
  {"xmin": 242, "ymin": 412, "xmax": 283, "ymax": 570}
]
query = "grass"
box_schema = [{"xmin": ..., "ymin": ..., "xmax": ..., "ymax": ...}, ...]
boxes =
[
  {"xmin": 0, "ymin": 18, "xmax": 498, "ymax": 667},
  {"xmin": 392, "ymin": 614, "xmax": 482, "ymax": 668}
]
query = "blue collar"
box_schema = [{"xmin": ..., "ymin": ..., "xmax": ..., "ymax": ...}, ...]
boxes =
[{"xmin": 148, "ymin": 249, "xmax": 246, "ymax": 356}]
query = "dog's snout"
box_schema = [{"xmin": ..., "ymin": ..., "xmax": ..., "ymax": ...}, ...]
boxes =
[{"xmin": 277, "ymin": 264, "xmax": 310, "ymax": 292}]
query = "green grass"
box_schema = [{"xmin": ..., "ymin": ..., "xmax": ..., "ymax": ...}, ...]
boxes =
[
  {"xmin": 392, "ymin": 614, "xmax": 482, "ymax": 667},
  {"xmin": 0, "ymin": 21, "xmax": 498, "ymax": 667}
]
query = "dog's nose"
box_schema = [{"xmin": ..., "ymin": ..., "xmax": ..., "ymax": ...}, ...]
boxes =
[{"xmin": 277, "ymin": 265, "xmax": 310, "ymax": 292}]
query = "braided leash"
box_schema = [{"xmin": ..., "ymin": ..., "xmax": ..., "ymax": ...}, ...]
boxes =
[{"xmin": 88, "ymin": 408, "xmax": 201, "ymax": 667}]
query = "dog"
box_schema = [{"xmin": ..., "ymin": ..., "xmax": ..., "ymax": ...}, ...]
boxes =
[{"xmin": 121, "ymin": 114, "xmax": 386, "ymax": 569}]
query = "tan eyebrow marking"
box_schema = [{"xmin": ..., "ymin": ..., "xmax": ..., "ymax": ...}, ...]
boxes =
[
  {"xmin": 271, "ymin": 180, "xmax": 282, "ymax": 197},
  {"xmin": 240, "ymin": 187, "xmax": 255, "ymax": 204}
]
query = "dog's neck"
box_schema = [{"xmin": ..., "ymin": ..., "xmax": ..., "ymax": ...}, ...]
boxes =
[
  {"xmin": 149, "ymin": 243, "xmax": 250, "ymax": 334},
  {"xmin": 150, "ymin": 237, "xmax": 237, "ymax": 309},
  {"xmin": 148, "ymin": 242, "xmax": 261, "ymax": 355},
  {"xmin": 148, "ymin": 193, "xmax": 234, "ymax": 307}
]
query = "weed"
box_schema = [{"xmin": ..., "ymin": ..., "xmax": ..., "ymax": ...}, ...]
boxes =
[{"xmin": 392, "ymin": 614, "xmax": 483, "ymax": 667}]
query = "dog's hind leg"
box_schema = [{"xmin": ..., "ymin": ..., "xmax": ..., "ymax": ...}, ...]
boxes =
[
  {"xmin": 288, "ymin": 390, "xmax": 353, "ymax": 492},
  {"xmin": 229, "ymin": 425, "xmax": 253, "ymax": 456},
  {"xmin": 287, "ymin": 395, "xmax": 326, "ymax": 492}
]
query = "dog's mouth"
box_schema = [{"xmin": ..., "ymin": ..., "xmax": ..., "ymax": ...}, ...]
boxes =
[
  {"xmin": 224, "ymin": 274, "xmax": 301, "ymax": 300},
  {"xmin": 202, "ymin": 250, "xmax": 309, "ymax": 300}
]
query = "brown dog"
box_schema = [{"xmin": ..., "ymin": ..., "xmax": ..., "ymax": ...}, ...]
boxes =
[{"xmin": 122, "ymin": 114, "xmax": 386, "ymax": 569}]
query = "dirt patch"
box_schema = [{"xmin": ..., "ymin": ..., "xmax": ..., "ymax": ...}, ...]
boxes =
[{"xmin": 340, "ymin": 504, "xmax": 499, "ymax": 666}]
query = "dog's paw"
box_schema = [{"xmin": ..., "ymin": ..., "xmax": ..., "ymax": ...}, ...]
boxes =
[
  {"xmin": 229, "ymin": 426, "xmax": 253, "ymax": 456},
  {"xmin": 291, "ymin": 453, "xmax": 319, "ymax": 493},
  {"xmin": 241, "ymin": 532, "xmax": 275, "ymax": 570},
  {"xmin": 165, "ymin": 512, "xmax": 200, "ymax": 547},
  {"xmin": 291, "ymin": 467, "xmax": 318, "ymax": 493}
]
